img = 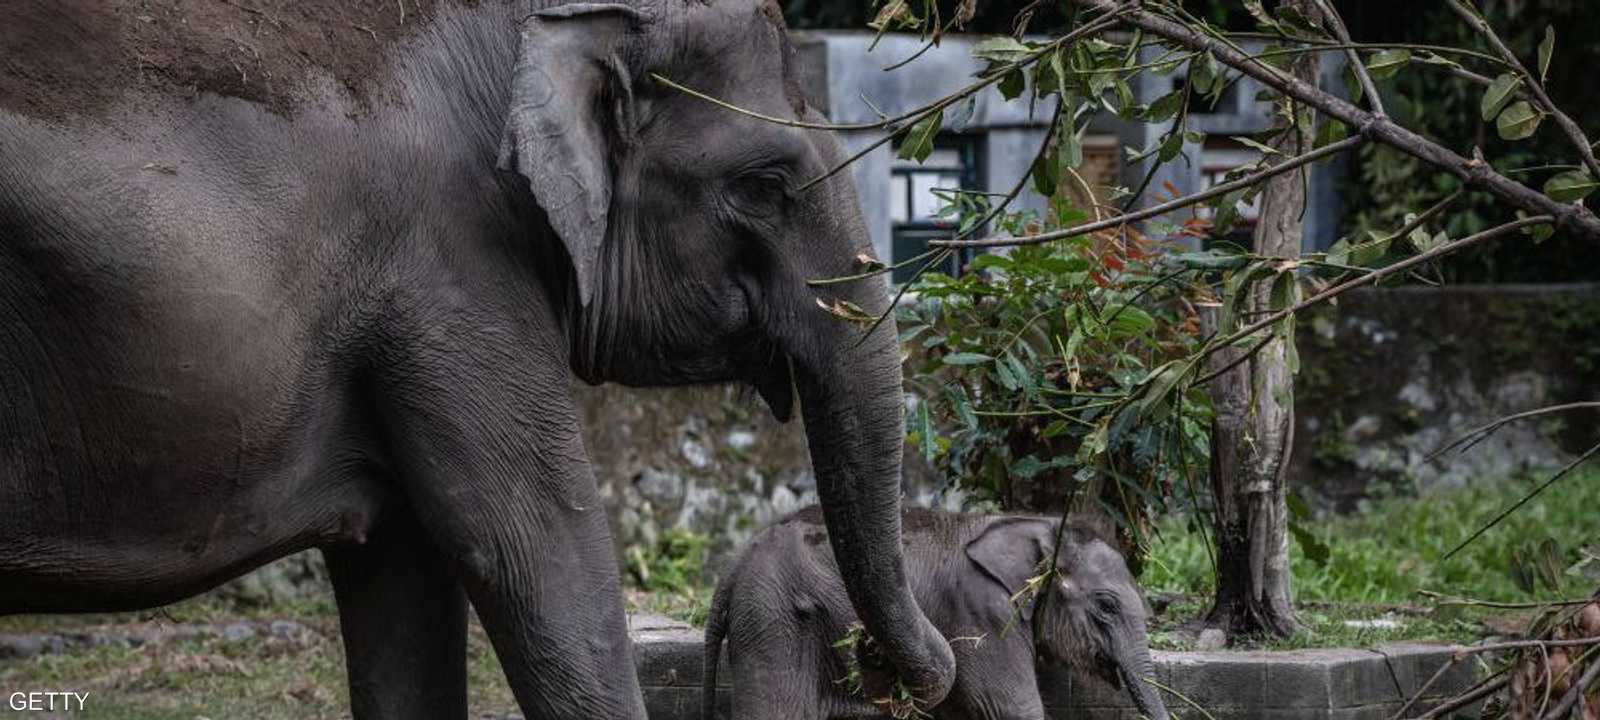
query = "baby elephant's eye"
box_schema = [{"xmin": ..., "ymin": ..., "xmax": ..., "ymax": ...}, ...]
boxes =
[{"xmin": 1093, "ymin": 594, "xmax": 1120, "ymax": 614}]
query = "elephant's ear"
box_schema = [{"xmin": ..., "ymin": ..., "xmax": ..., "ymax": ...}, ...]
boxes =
[
  {"xmin": 964, "ymin": 518, "xmax": 1056, "ymax": 596},
  {"xmin": 496, "ymin": 3, "xmax": 644, "ymax": 307}
]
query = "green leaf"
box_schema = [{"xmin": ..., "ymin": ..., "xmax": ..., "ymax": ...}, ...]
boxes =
[
  {"xmin": 1059, "ymin": 121, "xmax": 1082, "ymax": 170},
  {"xmin": 1544, "ymin": 169, "xmax": 1599, "ymax": 202},
  {"xmin": 1342, "ymin": 63, "xmax": 1364, "ymax": 105},
  {"xmin": 1365, "ymin": 49, "xmax": 1411, "ymax": 81},
  {"xmin": 972, "ymin": 36, "xmax": 1032, "ymax": 63},
  {"xmin": 911, "ymin": 400, "xmax": 936, "ymax": 464},
  {"xmin": 1104, "ymin": 305, "xmax": 1156, "ymax": 337},
  {"xmin": 941, "ymin": 352, "xmax": 993, "ymax": 366},
  {"xmin": 1289, "ymin": 521, "xmax": 1331, "ymax": 567},
  {"xmin": 1496, "ymin": 101, "xmax": 1542, "ymax": 140},
  {"xmin": 1168, "ymin": 250, "xmax": 1249, "ymax": 271},
  {"xmin": 1479, "ymin": 73, "xmax": 1521, "ymax": 122},
  {"xmin": 1031, "ymin": 140, "xmax": 1059, "ymax": 197},
  {"xmin": 1234, "ymin": 135, "xmax": 1283, "ymax": 156},
  {"xmin": 1243, "ymin": 0, "xmax": 1276, "ymax": 30},
  {"xmin": 1538, "ymin": 26, "xmax": 1555, "ymax": 85},
  {"xmin": 1315, "ymin": 118, "xmax": 1349, "ymax": 151},
  {"xmin": 998, "ymin": 67, "xmax": 1026, "ymax": 101},
  {"xmin": 1157, "ymin": 131, "xmax": 1184, "ymax": 163},
  {"xmin": 994, "ymin": 357, "xmax": 1020, "ymax": 391},
  {"xmin": 897, "ymin": 110, "xmax": 944, "ymax": 162},
  {"xmin": 968, "ymin": 253, "xmax": 1013, "ymax": 272},
  {"xmin": 1145, "ymin": 88, "xmax": 1185, "ymax": 123},
  {"xmin": 1190, "ymin": 52, "xmax": 1219, "ymax": 94}
]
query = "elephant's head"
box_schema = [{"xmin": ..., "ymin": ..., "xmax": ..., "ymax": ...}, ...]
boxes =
[
  {"xmin": 967, "ymin": 519, "xmax": 1171, "ymax": 720},
  {"xmin": 493, "ymin": 0, "xmax": 956, "ymax": 705}
]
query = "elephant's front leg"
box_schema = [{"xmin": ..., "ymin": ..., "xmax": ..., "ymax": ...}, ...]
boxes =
[{"xmin": 376, "ymin": 319, "xmax": 646, "ymax": 720}]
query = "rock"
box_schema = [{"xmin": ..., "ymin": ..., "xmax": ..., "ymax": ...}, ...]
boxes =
[
  {"xmin": 679, "ymin": 439, "xmax": 711, "ymax": 469},
  {"xmin": 725, "ymin": 430, "xmax": 756, "ymax": 452},
  {"xmin": 635, "ymin": 469, "xmax": 685, "ymax": 504},
  {"xmin": 0, "ymin": 633, "xmax": 54, "ymax": 659},
  {"xmin": 1196, "ymin": 628, "xmax": 1227, "ymax": 651},
  {"xmin": 220, "ymin": 623, "xmax": 256, "ymax": 642},
  {"xmin": 268, "ymin": 620, "xmax": 312, "ymax": 642}
]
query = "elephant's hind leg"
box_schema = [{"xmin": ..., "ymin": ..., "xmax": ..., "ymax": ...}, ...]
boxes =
[{"xmin": 324, "ymin": 514, "xmax": 468, "ymax": 720}]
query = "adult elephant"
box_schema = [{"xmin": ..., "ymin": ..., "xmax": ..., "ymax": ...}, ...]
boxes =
[{"xmin": 0, "ymin": 1, "xmax": 956, "ymax": 717}]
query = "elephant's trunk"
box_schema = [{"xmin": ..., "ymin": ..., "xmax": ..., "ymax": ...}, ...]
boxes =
[
  {"xmin": 790, "ymin": 308, "xmax": 956, "ymax": 707},
  {"xmin": 1116, "ymin": 628, "xmax": 1170, "ymax": 720}
]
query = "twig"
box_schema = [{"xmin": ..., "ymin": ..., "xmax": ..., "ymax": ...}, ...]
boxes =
[
  {"xmin": 1417, "ymin": 674, "xmax": 1509, "ymax": 719},
  {"xmin": 1312, "ymin": 0, "xmax": 1383, "ymax": 116},
  {"xmin": 1444, "ymin": 0, "xmax": 1600, "ymax": 181},
  {"xmin": 650, "ymin": 9, "xmax": 1120, "ymax": 136},
  {"xmin": 1140, "ymin": 675, "xmax": 1218, "ymax": 720},
  {"xmin": 1079, "ymin": 0, "xmax": 1600, "ymax": 244},
  {"xmin": 1542, "ymin": 654, "xmax": 1600, "ymax": 720},
  {"xmin": 1204, "ymin": 216, "xmax": 1552, "ymax": 361},
  {"xmin": 1426, "ymin": 401, "xmax": 1600, "ymax": 463},
  {"xmin": 932, "ymin": 136, "xmax": 1363, "ymax": 248},
  {"xmin": 1442, "ymin": 440, "xmax": 1600, "ymax": 561},
  {"xmin": 1418, "ymin": 590, "xmax": 1599, "ymax": 610}
]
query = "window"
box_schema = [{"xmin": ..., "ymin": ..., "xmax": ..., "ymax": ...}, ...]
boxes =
[{"xmin": 889, "ymin": 136, "xmax": 982, "ymax": 284}]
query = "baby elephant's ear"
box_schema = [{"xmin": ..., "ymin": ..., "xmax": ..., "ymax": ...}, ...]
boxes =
[{"xmin": 964, "ymin": 518, "xmax": 1056, "ymax": 596}]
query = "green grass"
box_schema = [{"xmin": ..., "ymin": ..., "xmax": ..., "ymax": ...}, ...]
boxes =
[
  {"xmin": 1137, "ymin": 465, "xmax": 1600, "ymax": 650},
  {"xmin": 1144, "ymin": 466, "xmax": 1600, "ymax": 605}
]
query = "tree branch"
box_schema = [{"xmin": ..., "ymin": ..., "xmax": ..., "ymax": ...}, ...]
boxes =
[
  {"xmin": 1082, "ymin": 0, "xmax": 1600, "ymax": 244},
  {"xmin": 1444, "ymin": 0, "xmax": 1600, "ymax": 180},
  {"xmin": 931, "ymin": 136, "xmax": 1363, "ymax": 248},
  {"xmin": 1207, "ymin": 215, "xmax": 1553, "ymax": 359},
  {"xmin": 1312, "ymin": 0, "xmax": 1383, "ymax": 116}
]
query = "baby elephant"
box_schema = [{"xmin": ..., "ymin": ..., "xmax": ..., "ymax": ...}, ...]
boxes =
[{"xmin": 702, "ymin": 506, "xmax": 1170, "ymax": 720}]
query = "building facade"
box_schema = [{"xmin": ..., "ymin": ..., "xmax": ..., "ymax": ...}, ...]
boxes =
[{"xmin": 790, "ymin": 32, "xmax": 1348, "ymax": 276}]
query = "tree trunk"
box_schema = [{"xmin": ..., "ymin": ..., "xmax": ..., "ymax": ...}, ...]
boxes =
[{"xmin": 1201, "ymin": 0, "xmax": 1319, "ymax": 640}]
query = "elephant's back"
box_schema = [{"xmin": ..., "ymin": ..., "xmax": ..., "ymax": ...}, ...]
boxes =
[{"xmin": 0, "ymin": 0, "xmax": 499, "ymax": 121}]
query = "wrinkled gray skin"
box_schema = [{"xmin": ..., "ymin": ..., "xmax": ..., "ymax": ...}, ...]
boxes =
[
  {"xmin": 0, "ymin": 1, "xmax": 957, "ymax": 717},
  {"xmin": 704, "ymin": 507, "xmax": 1170, "ymax": 720}
]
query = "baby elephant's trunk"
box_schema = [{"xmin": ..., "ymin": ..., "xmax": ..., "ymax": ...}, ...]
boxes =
[
  {"xmin": 701, "ymin": 575, "xmax": 734, "ymax": 720},
  {"xmin": 1118, "ymin": 633, "xmax": 1170, "ymax": 720}
]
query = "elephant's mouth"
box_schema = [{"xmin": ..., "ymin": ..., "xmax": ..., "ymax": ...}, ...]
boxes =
[{"xmin": 752, "ymin": 350, "xmax": 796, "ymax": 422}]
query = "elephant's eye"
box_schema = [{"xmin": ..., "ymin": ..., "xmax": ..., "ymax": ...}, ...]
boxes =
[
  {"xmin": 727, "ymin": 169, "xmax": 791, "ymax": 218},
  {"xmin": 1093, "ymin": 594, "xmax": 1120, "ymax": 615}
]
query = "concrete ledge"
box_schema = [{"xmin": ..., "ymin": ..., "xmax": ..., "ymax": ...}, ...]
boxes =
[{"xmin": 629, "ymin": 615, "xmax": 1478, "ymax": 720}]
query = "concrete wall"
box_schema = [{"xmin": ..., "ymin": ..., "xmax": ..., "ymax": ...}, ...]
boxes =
[{"xmin": 632, "ymin": 615, "xmax": 1478, "ymax": 720}]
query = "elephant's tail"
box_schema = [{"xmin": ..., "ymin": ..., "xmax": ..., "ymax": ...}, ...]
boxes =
[{"xmin": 701, "ymin": 571, "xmax": 734, "ymax": 720}]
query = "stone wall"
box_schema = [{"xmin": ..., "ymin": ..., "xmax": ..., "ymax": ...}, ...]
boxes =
[
  {"xmin": 1292, "ymin": 283, "xmax": 1599, "ymax": 512},
  {"xmin": 221, "ymin": 283, "xmax": 1596, "ymax": 601},
  {"xmin": 574, "ymin": 382, "xmax": 950, "ymax": 570}
]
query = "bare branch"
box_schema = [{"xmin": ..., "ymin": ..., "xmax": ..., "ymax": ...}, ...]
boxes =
[
  {"xmin": 1441, "ymin": 440, "xmax": 1600, "ymax": 561},
  {"xmin": 1444, "ymin": 0, "xmax": 1600, "ymax": 180},
  {"xmin": 1208, "ymin": 215, "xmax": 1554, "ymax": 360},
  {"xmin": 931, "ymin": 136, "xmax": 1363, "ymax": 248},
  {"xmin": 1543, "ymin": 652, "xmax": 1600, "ymax": 720},
  {"xmin": 1313, "ymin": 0, "xmax": 1383, "ymax": 115},
  {"xmin": 1082, "ymin": 0, "xmax": 1600, "ymax": 244},
  {"xmin": 1426, "ymin": 400, "xmax": 1600, "ymax": 462}
]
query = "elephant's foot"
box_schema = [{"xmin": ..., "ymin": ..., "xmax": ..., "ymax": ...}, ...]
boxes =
[{"xmin": 324, "ymin": 516, "xmax": 468, "ymax": 720}]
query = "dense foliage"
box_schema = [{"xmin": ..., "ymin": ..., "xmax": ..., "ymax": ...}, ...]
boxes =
[{"xmin": 899, "ymin": 194, "xmax": 1215, "ymax": 566}]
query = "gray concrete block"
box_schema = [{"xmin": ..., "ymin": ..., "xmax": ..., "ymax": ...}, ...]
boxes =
[{"xmin": 629, "ymin": 616, "xmax": 1479, "ymax": 720}]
